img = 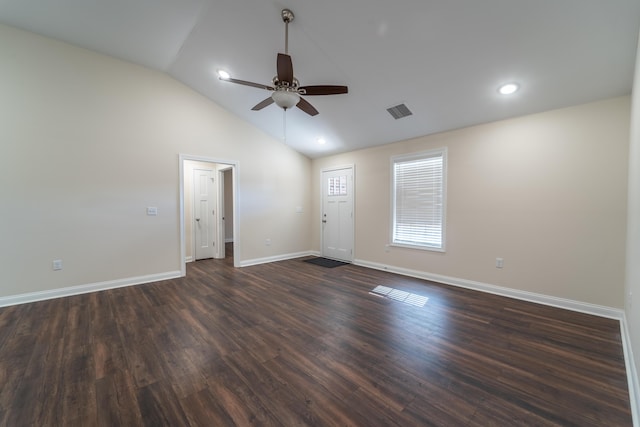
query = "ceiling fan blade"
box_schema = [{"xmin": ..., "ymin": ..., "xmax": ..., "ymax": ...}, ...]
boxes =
[
  {"xmin": 223, "ymin": 77, "xmax": 274, "ymax": 91},
  {"xmin": 251, "ymin": 97, "xmax": 275, "ymax": 111},
  {"xmin": 299, "ymin": 85, "xmax": 349, "ymax": 95},
  {"xmin": 277, "ymin": 53, "xmax": 294, "ymax": 85},
  {"xmin": 296, "ymin": 97, "xmax": 319, "ymax": 116}
]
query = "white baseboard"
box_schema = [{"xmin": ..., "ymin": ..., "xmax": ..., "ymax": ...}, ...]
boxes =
[
  {"xmin": 225, "ymin": 238, "xmax": 234, "ymax": 243},
  {"xmin": 354, "ymin": 258, "xmax": 637, "ymax": 424},
  {"xmin": 185, "ymin": 256, "xmax": 193, "ymax": 263},
  {"xmin": 353, "ymin": 259, "xmax": 624, "ymax": 320},
  {"xmin": 621, "ymin": 316, "xmax": 640, "ymax": 427},
  {"xmin": 0, "ymin": 271, "xmax": 182, "ymax": 308},
  {"xmin": 238, "ymin": 251, "xmax": 315, "ymax": 267},
  {"xmin": 0, "ymin": 255, "xmax": 636, "ymax": 423}
]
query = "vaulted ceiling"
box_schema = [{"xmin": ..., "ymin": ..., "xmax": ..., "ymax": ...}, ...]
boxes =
[{"xmin": 1, "ymin": 0, "xmax": 639, "ymax": 158}]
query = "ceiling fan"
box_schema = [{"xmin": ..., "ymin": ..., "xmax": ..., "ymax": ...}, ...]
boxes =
[{"xmin": 218, "ymin": 8, "xmax": 348, "ymax": 116}]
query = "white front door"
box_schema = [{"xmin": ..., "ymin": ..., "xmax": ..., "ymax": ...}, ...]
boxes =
[
  {"xmin": 321, "ymin": 166, "xmax": 354, "ymax": 261},
  {"xmin": 194, "ymin": 168, "xmax": 216, "ymax": 260}
]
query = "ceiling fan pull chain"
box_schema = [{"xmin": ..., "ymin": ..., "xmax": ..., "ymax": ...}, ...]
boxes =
[{"xmin": 283, "ymin": 108, "xmax": 287, "ymax": 143}]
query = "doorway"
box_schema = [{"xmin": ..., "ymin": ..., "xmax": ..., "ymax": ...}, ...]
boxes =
[
  {"xmin": 321, "ymin": 165, "xmax": 354, "ymax": 262},
  {"xmin": 179, "ymin": 155, "xmax": 238, "ymax": 276}
]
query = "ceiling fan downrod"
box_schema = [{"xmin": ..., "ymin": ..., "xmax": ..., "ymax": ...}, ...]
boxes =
[{"xmin": 282, "ymin": 9, "xmax": 294, "ymax": 55}]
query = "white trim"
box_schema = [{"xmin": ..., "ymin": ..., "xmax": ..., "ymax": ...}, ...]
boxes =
[
  {"xmin": 621, "ymin": 315, "xmax": 640, "ymax": 426},
  {"xmin": 225, "ymin": 238, "xmax": 234, "ymax": 243},
  {"xmin": 0, "ymin": 252, "xmax": 634, "ymax": 421},
  {"xmin": 185, "ymin": 256, "xmax": 193, "ymax": 263},
  {"xmin": 352, "ymin": 259, "xmax": 640, "ymax": 420},
  {"xmin": 0, "ymin": 271, "xmax": 181, "ymax": 308},
  {"xmin": 179, "ymin": 154, "xmax": 240, "ymax": 274},
  {"xmin": 353, "ymin": 259, "xmax": 624, "ymax": 320},
  {"xmin": 320, "ymin": 164, "xmax": 356, "ymax": 173},
  {"xmin": 238, "ymin": 251, "xmax": 315, "ymax": 267}
]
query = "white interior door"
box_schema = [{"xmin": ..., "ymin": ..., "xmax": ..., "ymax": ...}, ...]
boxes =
[
  {"xmin": 215, "ymin": 168, "xmax": 226, "ymax": 259},
  {"xmin": 322, "ymin": 166, "xmax": 354, "ymax": 261},
  {"xmin": 194, "ymin": 168, "xmax": 216, "ymax": 260}
]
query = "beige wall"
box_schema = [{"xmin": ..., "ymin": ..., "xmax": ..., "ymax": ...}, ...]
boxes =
[
  {"xmin": 312, "ymin": 97, "xmax": 630, "ymax": 308},
  {"xmin": 625, "ymin": 31, "xmax": 640, "ymax": 411},
  {"xmin": 0, "ymin": 24, "xmax": 311, "ymax": 298}
]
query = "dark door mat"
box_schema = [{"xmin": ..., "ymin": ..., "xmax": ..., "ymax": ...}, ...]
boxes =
[{"xmin": 303, "ymin": 257, "xmax": 350, "ymax": 268}]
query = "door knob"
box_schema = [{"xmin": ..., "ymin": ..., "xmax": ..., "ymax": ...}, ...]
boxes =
[{"xmin": 196, "ymin": 218, "xmax": 200, "ymax": 221}]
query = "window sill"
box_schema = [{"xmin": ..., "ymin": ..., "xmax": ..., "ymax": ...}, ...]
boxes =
[{"xmin": 390, "ymin": 242, "xmax": 445, "ymax": 253}]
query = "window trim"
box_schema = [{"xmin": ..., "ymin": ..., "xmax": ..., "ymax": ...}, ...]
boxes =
[{"xmin": 390, "ymin": 148, "xmax": 447, "ymax": 252}]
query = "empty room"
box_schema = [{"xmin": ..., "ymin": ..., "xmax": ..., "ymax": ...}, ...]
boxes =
[{"xmin": 1, "ymin": 1, "xmax": 640, "ymax": 426}]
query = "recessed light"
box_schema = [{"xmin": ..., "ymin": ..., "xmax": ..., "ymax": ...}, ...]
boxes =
[
  {"xmin": 217, "ymin": 69, "xmax": 230, "ymax": 80},
  {"xmin": 317, "ymin": 138, "xmax": 326, "ymax": 145},
  {"xmin": 498, "ymin": 83, "xmax": 519, "ymax": 95}
]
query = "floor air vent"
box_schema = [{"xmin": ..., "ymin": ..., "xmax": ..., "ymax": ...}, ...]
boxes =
[
  {"xmin": 370, "ymin": 285, "xmax": 428, "ymax": 307},
  {"xmin": 386, "ymin": 103, "xmax": 413, "ymax": 120}
]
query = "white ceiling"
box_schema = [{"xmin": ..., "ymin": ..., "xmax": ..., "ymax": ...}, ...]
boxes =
[{"xmin": 1, "ymin": 0, "xmax": 639, "ymax": 158}]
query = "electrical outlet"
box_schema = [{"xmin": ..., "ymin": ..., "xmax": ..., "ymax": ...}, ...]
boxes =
[
  {"xmin": 265, "ymin": 238, "xmax": 271, "ymax": 246},
  {"xmin": 52, "ymin": 259, "xmax": 63, "ymax": 271},
  {"xmin": 496, "ymin": 258, "xmax": 504, "ymax": 268},
  {"xmin": 147, "ymin": 206, "xmax": 158, "ymax": 216}
]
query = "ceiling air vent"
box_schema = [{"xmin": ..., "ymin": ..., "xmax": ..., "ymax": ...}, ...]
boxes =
[{"xmin": 386, "ymin": 103, "xmax": 413, "ymax": 120}]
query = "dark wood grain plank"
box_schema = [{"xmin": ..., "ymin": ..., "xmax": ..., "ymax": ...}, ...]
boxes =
[
  {"xmin": 0, "ymin": 246, "xmax": 632, "ymax": 426},
  {"xmin": 136, "ymin": 381, "xmax": 191, "ymax": 427},
  {"xmin": 95, "ymin": 370, "xmax": 144, "ymax": 427}
]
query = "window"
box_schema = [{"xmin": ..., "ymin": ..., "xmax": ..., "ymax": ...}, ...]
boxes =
[
  {"xmin": 327, "ymin": 175, "xmax": 348, "ymax": 196},
  {"xmin": 391, "ymin": 148, "xmax": 446, "ymax": 251}
]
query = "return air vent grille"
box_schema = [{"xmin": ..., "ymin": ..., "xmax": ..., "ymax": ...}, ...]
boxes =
[
  {"xmin": 387, "ymin": 103, "xmax": 413, "ymax": 120},
  {"xmin": 369, "ymin": 285, "xmax": 429, "ymax": 307}
]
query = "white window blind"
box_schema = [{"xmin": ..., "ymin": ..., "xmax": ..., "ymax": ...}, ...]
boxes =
[{"xmin": 392, "ymin": 149, "xmax": 446, "ymax": 250}]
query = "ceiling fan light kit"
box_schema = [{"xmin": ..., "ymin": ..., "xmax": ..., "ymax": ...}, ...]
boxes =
[
  {"xmin": 272, "ymin": 90, "xmax": 300, "ymax": 109},
  {"xmin": 218, "ymin": 8, "xmax": 348, "ymax": 116}
]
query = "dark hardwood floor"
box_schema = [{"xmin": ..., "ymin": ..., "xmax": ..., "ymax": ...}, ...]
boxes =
[{"xmin": 0, "ymin": 245, "xmax": 632, "ymax": 426}]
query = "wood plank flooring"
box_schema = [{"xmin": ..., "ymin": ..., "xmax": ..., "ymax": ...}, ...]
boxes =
[{"xmin": 0, "ymin": 249, "xmax": 632, "ymax": 426}]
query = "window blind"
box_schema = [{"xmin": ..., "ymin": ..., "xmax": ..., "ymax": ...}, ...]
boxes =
[{"xmin": 392, "ymin": 150, "xmax": 445, "ymax": 249}]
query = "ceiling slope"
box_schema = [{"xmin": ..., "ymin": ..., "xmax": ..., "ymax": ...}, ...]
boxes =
[{"xmin": 1, "ymin": 0, "xmax": 639, "ymax": 157}]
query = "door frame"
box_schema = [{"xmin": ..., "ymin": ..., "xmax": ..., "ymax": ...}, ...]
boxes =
[
  {"xmin": 215, "ymin": 166, "xmax": 232, "ymax": 259},
  {"xmin": 320, "ymin": 164, "xmax": 355, "ymax": 261},
  {"xmin": 179, "ymin": 154, "xmax": 239, "ymax": 276}
]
